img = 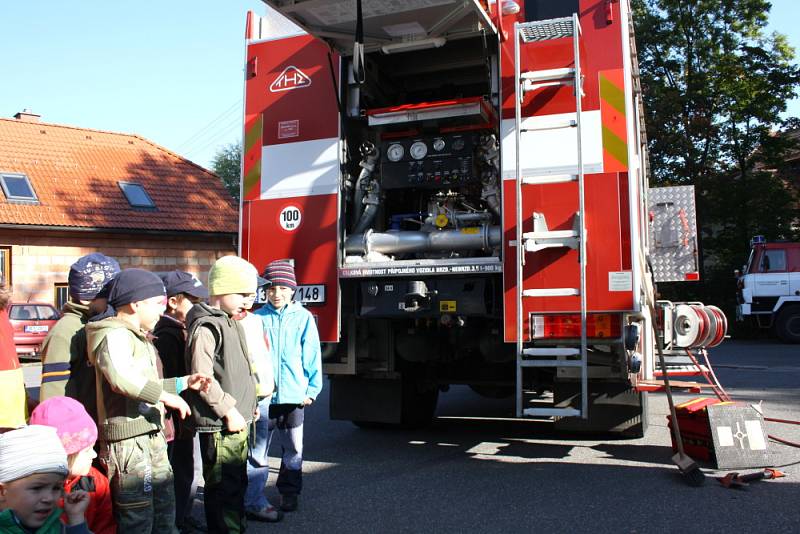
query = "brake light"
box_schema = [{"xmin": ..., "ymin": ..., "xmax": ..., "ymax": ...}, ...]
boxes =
[{"xmin": 530, "ymin": 314, "xmax": 621, "ymax": 339}]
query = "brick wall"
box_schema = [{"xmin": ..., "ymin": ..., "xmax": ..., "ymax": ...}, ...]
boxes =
[{"xmin": 1, "ymin": 229, "xmax": 236, "ymax": 305}]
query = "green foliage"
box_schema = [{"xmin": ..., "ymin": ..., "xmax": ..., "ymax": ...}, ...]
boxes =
[
  {"xmin": 211, "ymin": 142, "xmax": 242, "ymax": 202},
  {"xmin": 634, "ymin": 0, "xmax": 800, "ymax": 325}
]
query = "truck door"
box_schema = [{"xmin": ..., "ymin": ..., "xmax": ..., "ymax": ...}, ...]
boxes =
[
  {"xmin": 751, "ymin": 247, "xmax": 791, "ymax": 307},
  {"xmin": 240, "ymin": 23, "xmax": 342, "ymax": 343}
]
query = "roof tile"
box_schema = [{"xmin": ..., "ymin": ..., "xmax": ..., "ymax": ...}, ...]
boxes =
[{"xmin": 0, "ymin": 118, "xmax": 238, "ymax": 233}]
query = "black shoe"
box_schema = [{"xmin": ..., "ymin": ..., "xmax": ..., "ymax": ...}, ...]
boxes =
[
  {"xmin": 280, "ymin": 494, "xmax": 298, "ymax": 512},
  {"xmin": 179, "ymin": 515, "xmax": 208, "ymax": 533}
]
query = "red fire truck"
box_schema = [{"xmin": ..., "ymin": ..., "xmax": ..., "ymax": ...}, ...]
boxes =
[{"xmin": 239, "ymin": 0, "xmax": 723, "ymax": 436}]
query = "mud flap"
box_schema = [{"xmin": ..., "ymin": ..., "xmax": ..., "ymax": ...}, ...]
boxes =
[
  {"xmin": 553, "ymin": 381, "xmax": 648, "ymax": 438},
  {"xmin": 330, "ymin": 374, "xmax": 439, "ymax": 428},
  {"xmin": 331, "ymin": 376, "xmax": 403, "ymax": 424}
]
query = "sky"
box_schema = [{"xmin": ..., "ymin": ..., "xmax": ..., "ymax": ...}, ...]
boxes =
[{"xmin": 1, "ymin": 1, "xmax": 799, "ymax": 170}]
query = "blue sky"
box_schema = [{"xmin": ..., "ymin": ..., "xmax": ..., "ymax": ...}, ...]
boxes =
[{"xmin": 1, "ymin": 1, "xmax": 798, "ymax": 169}]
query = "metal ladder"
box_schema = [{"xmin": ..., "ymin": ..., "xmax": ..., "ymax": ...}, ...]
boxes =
[{"xmin": 514, "ymin": 14, "xmax": 588, "ymax": 419}]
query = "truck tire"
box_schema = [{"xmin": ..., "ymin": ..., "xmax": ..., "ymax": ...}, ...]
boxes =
[
  {"xmin": 552, "ymin": 381, "xmax": 648, "ymax": 438},
  {"xmin": 775, "ymin": 307, "xmax": 800, "ymax": 344}
]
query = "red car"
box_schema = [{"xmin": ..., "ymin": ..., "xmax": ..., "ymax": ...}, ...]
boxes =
[{"xmin": 8, "ymin": 303, "xmax": 61, "ymax": 359}]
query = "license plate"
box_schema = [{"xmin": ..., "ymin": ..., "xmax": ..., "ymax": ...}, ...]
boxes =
[
  {"xmin": 295, "ymin": 285, "xmax": 326, "ymax": 304},
  {"xmin": 255, "ymin": 284, "xmax": 326, "ymax": 304},
  {"xmin": 24, "ymin": 325, "xmax": 49, "ymax": 333}
]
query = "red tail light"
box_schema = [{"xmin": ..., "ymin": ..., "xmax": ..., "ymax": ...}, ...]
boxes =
[{"xmin": 531, "ymin": 314, "xmax": 622, "ymax": 339}]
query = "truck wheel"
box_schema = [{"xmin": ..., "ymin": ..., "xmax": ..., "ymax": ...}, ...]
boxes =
[{"xmin": 775, "ymin": 307, "xmax": 800, "ymax": 344}]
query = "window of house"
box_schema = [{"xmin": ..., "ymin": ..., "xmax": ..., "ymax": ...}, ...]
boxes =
[
  {"xmin": 118, "ymin": 182, "xmax": 156, "ymax": 208},
  {"xmin": 0, "ymin": 247, "xmax": 10, "ymax": 286},
  {"xmin": 0, "ymin": 172, "xmax": 38, "ymax": 202},
  {"xmin": 54, "ymin": 283, "xmax": 69, "ymax": 310}
]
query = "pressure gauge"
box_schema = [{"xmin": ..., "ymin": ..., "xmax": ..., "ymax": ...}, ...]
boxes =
[
  {"xmin": 451, "ymin": 137, "xmax": 465, "ymax": 151},
  {"xmin": 410, "ymin": 141, "xmax": 428, "ymax": 160},
  {"xmin": 432, "ymin": 138, "xmax": 446, "ymax": 151},
  {"xmin": 387, "ymin": 143, "xmax": 404, "ymax": 162}
]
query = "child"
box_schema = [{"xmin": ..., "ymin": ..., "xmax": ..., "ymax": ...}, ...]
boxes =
[
  {"xmin": 255, "ymin": 259, "xmax": 322, "ymax": 513},
  {"xmin": 0, "ymin": 278, "xmax": 26, "ymax": 431},
  {"xmin": 86, "ymin": 268, "xmax": 211, "ymax": 533},
  {"xmin": 153, "ymin": 271, "xmax": 208, "ymax": 532},
  {"xmin": 184, "ymin": 256, "xmax": 259, "ymax": 533},
  {"xmin": 0, "ymin": 425, "xmax": 91, "ymax": 533},
  {"xmin": 40, "ymin": 253, "xmax": 120, "ymax": 420},
  {"xmin": 30, "ymin": 396, "xmax": 116, "ymax": 534},
  {"xmin": 240, "ymin": 277, "xmax": 280, "ymax": 522}
]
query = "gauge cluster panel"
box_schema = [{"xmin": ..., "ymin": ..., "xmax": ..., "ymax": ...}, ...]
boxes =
[{"xmin": 380, "ymin": 133, "xmax": 479, "ymax": 190}]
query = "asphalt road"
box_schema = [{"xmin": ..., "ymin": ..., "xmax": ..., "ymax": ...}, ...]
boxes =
[{"xmin": 22, "ymin": 340, "xmax": 800, "ymax": 532}]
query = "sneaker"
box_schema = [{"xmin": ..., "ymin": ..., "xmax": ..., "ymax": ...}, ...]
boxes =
[
  {"xmin": 180, "ymin": 515, "xmax": 208, "ymax": 533},
  {"xmin": 246, "ymin": 505, "xmax": 284, "ymax": 523},
  {"xmin": 280, "ymin": 494, "xmax": 298, "ymax": 512}
]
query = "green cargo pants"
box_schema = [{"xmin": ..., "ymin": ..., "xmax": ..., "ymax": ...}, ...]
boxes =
[
  {"xmin": 199, "ymin": 429, "xmax": 249, "ymax": 534},
  {"xmin": 101, "ymin": 432, "xmax": 178, "ymax": 534}
]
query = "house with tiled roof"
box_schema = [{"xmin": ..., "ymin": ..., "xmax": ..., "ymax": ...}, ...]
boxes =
[{"xmin": 0, "ymin": 110, "xmax": 238, "ymax": 306}]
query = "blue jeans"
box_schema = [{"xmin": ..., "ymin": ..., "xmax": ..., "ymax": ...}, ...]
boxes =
[{"xmin": 244, "ymin": 401, "xmax": 305, "ymax": 510}]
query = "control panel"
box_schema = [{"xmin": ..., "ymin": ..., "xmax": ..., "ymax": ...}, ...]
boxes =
[{"xmin": 379, "ymin": 133, "xmax": 479, "ymax": 189}]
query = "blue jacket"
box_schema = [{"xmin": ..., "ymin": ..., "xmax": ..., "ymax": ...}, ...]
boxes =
[{"xmin": 255, "ymin": 301, "xmax": 322, "ymax": 405}]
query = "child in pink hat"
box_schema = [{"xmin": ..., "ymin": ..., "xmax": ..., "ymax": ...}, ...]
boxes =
[{"xmin": 30, "ymin": 396, "xmax": 116, "ymax": 534}]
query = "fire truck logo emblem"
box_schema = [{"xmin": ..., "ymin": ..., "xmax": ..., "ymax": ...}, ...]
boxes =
[{"xmin": 270, "ymin": 66, "xmax": 312, "ymax": 92}]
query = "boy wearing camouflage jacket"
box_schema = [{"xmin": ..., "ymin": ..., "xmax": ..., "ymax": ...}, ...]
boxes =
[{"xmin": 87, "ymin": 268, "xmax": 210, "ymax": 533}]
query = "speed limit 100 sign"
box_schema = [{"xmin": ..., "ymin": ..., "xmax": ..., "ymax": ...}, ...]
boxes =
[{"xmin": 279, "ymin": 205, "xmax": 302, "ymax": 231}]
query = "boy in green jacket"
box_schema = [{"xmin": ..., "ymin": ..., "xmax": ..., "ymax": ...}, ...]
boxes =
[
  {"xmin": 39, "ymin": 253, "xmax": 120, "ymax": 420},
  {"xmin": 87, "ymin": 269, "xmax": 210, "ymax": 533},
  {"xmin": 185, "ymin": 256, "xmax": 260, "ymax": 533}
]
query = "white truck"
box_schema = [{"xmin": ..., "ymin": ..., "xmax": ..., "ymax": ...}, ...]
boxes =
[{"xmin": 736, "ymin": 236, "xmax": 800, "ymax": 343}]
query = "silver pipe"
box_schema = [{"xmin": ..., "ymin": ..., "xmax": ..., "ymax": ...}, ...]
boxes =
[
  {"xmin": 453, "ymin": 212, "xmax": 493, "ymax": 223},
  {"xmin": 345, "ymin": 226, "xmax": 501, "ymax": 255}
]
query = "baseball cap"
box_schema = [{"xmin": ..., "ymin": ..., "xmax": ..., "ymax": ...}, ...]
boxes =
[{"xmin": 161, "ymin": 270, "xmax": 209, "ymax": 299}]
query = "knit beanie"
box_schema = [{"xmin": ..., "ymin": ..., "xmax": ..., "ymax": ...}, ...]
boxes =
[
  {"xmin": 107, "ymin": 268, "xmax": 166, "ymax": 309},
  {"xmin": 68, "ymin": 253, "xmax": 121, "ymax": 301},
  {"xmin": 262, "ymin": 259, "xmax": 297, "ymax": 290},
  {"xmin": 0, "ymin": 425, "xmax": 68, "ymax": 483},
  {"xmin": 29, "ymin": 396, "xmax": 98, "ymax": 455},
  {"xmin": 208, "ymin": 256, "xmax": 258, "ymax": 296}
]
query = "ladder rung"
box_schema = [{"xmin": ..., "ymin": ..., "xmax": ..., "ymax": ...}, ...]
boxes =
[
  {"xmin": 523, "ymin": 407, "xmax": 581, "ymax": 417},
  {"xmin": 520, "ymin": 67, "xmax": 575, "ymax": 82},
  {"xmin": 521, "ymin": 174, "xmax": 577, "ymax": 185},
  {"xmin": 522, "ymin": 348, "xmax": 580, "ymax": 357},
  {"xmin": 520, "ymin": 359, "xmax": 583, "ymax": 368},
  {"xmin": 523, "ymin": 230, "xmax": 578, "ymax": 240},
  {"xmin": 523, "ymin": 288, "xmax": 579, "ymax": 297},
  {"xmin": 521, "ymin": 119, "xmax": 576, "ymax": 132}
]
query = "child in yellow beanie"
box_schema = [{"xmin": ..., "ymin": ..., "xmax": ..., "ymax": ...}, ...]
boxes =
[{"xmin": 184, "ymin": 256, "xmax": 263, "ymax": 531}]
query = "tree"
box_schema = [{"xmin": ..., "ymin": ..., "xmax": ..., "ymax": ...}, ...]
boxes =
[
  {"xmin": 633, "ymin": 0, "xmax": 800, "ymax": 314},
  {"xmin": 211, "ymin": 142, "xmax": 242, "ymax": 202}
]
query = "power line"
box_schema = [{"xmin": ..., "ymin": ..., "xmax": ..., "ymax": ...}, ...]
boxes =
[
  {"xmin": 183, "ymin": 115, "xmax": 244, "ymax": 161},
  {"xmin": 175, "ymin": 99, "xmax": 242, "ymax": 152}
]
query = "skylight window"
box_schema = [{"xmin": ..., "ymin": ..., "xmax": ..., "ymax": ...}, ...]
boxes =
[
  {"xmin": 0, "ymin": 172, "xmax": 38, "ymax": 202},
  {"xmin": 118, "ymin": 181, "xmax": 156, "ymax": 208}
]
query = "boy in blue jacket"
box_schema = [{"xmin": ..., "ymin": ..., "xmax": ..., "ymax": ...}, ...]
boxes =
[{"xmin": 253, "ymin": 260, "xmax": 321, "ymax": 513}]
